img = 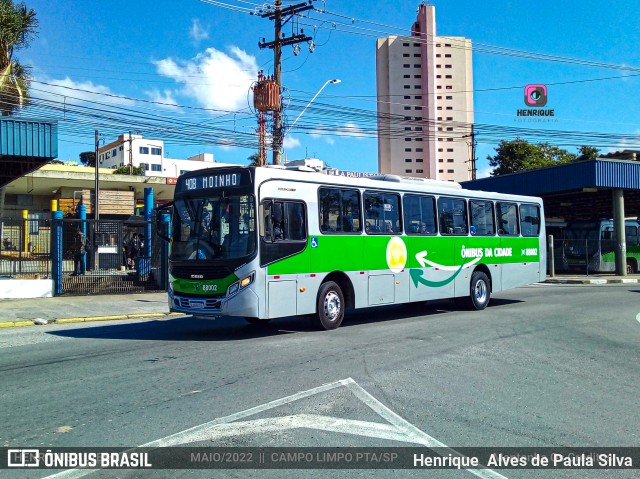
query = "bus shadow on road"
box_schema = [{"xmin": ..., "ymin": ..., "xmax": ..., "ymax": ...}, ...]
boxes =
[{"xmin": 48, "ymin": 298, "xmax": 524, "ymax": 341}]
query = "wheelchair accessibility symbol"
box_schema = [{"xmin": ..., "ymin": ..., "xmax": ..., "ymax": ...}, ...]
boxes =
[{"xmin": 311, "ymin": 237, "xmax": 318, "ymax": 248}]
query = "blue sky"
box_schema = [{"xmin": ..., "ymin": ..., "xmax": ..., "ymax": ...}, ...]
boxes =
[{"xmin": 19, "ymin": 0, "xmax": 640, "ymax": 177}]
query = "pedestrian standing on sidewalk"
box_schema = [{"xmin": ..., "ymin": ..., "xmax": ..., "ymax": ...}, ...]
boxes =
[{"xmin": 72, "ymin": 228, "xmax": 87, "ymax": 276}]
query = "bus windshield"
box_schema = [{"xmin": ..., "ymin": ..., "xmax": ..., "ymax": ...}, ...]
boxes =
[{"xmin": 171, "ymin": 194, "xmax": 256, "ymax": 261}]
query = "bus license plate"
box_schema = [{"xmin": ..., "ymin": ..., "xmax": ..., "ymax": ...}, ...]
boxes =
[{"xmin": 190, "ymin": 301, "xmax": 204, "ymax": 309}]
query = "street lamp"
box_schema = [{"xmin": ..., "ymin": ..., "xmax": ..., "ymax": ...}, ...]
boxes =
[{"xmin": 284, "ymin": 79, "xmax": 341, "ymax": 138}]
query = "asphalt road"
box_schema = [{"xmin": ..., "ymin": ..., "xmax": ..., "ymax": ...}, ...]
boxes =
[{"xmin": 1, "ymin": 283, "xmax": 639, "ymax": 479}]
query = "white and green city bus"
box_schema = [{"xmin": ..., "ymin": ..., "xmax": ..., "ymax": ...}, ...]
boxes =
[{"xmin": 158, "ymin": 166, "xmax": 546, "ymax": 330}]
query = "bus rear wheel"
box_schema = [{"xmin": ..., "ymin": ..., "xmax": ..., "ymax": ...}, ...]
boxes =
[
  {"xmin": 467, "ymin": 271, "xmax": 490, "ymax": 310},
  {"xmin": 314, "ymin": 281, "xmax": 344, "ymax": 330},
  {"xmin": 627, "ymin": 259, "xmax": 637, "ymax": 275}
]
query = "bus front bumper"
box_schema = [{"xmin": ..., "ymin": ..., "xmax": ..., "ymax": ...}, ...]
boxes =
[{"xmin": 168, "ymin": 287, "xmax": 260, "ymax": 318}]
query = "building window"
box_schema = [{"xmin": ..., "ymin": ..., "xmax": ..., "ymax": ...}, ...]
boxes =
[
  {"xmin": 446, "ymin": 96, "xmax": 453, "ymax": 100},
  {"xmin": 448, "ymin": 169, "xmax": 454, "ymax": 173},
  {"xmin": 416, "ymin": 169, "xmax": 423, "ymax": 173},
  {"xmin": 405, "ymin": 159, "xmax": 412, "ymax": 163},
  {"xmin": 404, "ymin": 127, "xmax": 412, "ymax": 131},
  {"xmin": 406, "ymin": 169, "xmax": 412, "ymax": 173},
  {"xmin": 446, "ymin": 127, "xmax": 454, "ymax": 131},
  {"xmin": 447, "ymin": 148, "xmax": 454, "ymax": 152},
  {"xmin": 445, "ymin": 64, "xmax": 452, "ymax": 68},
  {"xmin": 151, "ymin": 147, "xmax": 162, "ymax": 155},
  {"xmin": 404, "ymin": 95, "xmax": 411, "ymax": 99},
  {"xmin": 446, "ymin": 85, "xmax": 453, "ymax": 89},
  {"xmin": 446, "ymin": 75, "xmax": 452, "ymax": 79},
  {"xmin": 403, "ymin": 42, "xmax": 410, "ymax": 46},
  {"xmin": 405, "ymin": 148, "xmax": 412, "ymax": 152},
  {"xmin": 438, "ymin": 148, "xmax": 443, "ymax": 152},
  {"xmin": 436, "ymin": 43, "xmax": 441, "ymax": 47},
  {"xmin": 445, "ymin": 54, "xmax": 452, "ymax": 58},
  {"xmin": 438, "ymin": 127, "xmax": 444, "ymax": 131},
  {"xmin": 413, "ymin": 53, "xmax": 421, "ymax": 57},
  {"xmin": 445, "ymin": 43, "xmax": 452, "ymax": 47},
  {"xmin": 403, "ymin": 53, "xmax": 410, "ymax": 57},
  {"xmin": 414, "ymin": 106, "xmax": 422, "ymax": 110},
  {"xmin": 437, "ymin": 106, "xmax": 443, "ymax": 110},
  {"xmin": 436, "ymin": 75, "xmax": 442, "ymax": 79},
  {"xmin": 404, "ymin": 106, "xmax": 411, "ymax": 110},
  {"xmin": 436, "ymin": 54, "xmax": 441, "ymax": 58},
  {"xmin": 447, "ymin": 117, "xmax": 453, "ymax": 120},
  {"xmin": 446, "ymin": 106, "xmax": 453, "ymax": 110},
  {"xmin": 403, "ymin": 64, "xmax": 410, "ymax": 68},
  {"xmin": 413, "ymin": 64, "xmax": 420, "ymax": 68},
  {"xmin": 414, "ymin": 95, "xmax": 422, "ymax": 99},
  {"xmin": 405, "ymin": 138, "xmax": 412, "ymax": 142},
  {"xmin": 416, "ymin": 148, "xmax": 423, "ymax": 152},
  {"xmin": 437, "ymin": 85, "xmax": 442, "ymax": 89},
  {"xmin": 414, "ymin": 117, "xmax": 422, "ymax": 121},
  {"xmin": 119, "ymin": 145, "xmax": 123, "ymax": 151},
  {"xmin": 414, "ymin": 74, "xmax": 421, "ymax": 78},
  {"xmin": 438, "ymin": 169, "xmax": 444, "ymax": 173},
  {"xmin": 404, "ymin": 116, "xmax": 411, "ymax": 120},
  {"xmin": 140, "ymin": 162, "xmax": 149, "ymax": 170},
  {"xmin": 139, "ymin": 147, "xmax": 149, "ymax": 154},
  {"xmin": 438, "ymin": 159, "xmax": 444, "ymax": 163},
  {"xmin": 447, "ymin": 159, "xmax": 454, "ymax": 162},
  {"xmin": 447, "ymin": 138, "xmax": 454, "ymax": 142},
  {"xmin": 403, "ymin": 74, "xmax": 410, "ymax": 78},
  {"xmin": 151, "ymin": 164, "xmax": 162, "ymax": 171},
  {"xmin": 404, "ymin": 85, "xmax": 411, "ymax": 89},
  {"xmin": 414, "ymin": 85, "xmax": 421, "ymax": 89},
  {"xmin": 413, "ymin": 43, "xmax": 420, "ymax": 47},
  {"xmin": 415, "ymin": 127, "xmax": 423, "ymax": 131},
  {"xmin": 436, "ymin": 64, "xmax": 441, "ymax": 68},
  {"xmin": 437, "ymin": 96, "xmax": 442, "ymax": 99},
  {"xmin": 416, "ymin": 158, "xmax": 423, "ymax": 163},
  {"xmin": 438, "ymin": 117, "xmax": 443, "ymax": 120},
  {"xmin": 415, "ymin": 137, "xmax": 423, "ymax": 141},
  {"xmin": 112, "ymin": 148, "xmax": 117, "ymax": 156}
]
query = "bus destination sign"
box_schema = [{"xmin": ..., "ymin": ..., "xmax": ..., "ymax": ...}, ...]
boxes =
[{"xmin": 177, "ymin": 170, "xmax": 250, "ymax": 193}]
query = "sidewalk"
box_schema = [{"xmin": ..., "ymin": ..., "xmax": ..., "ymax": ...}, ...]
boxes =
[
  {"xmin": 544, "ymin": 274, "xmax": 640, "ymax": 285},
  {"xmin": 0, "ymin": 292, "xmax": 179, "ymax": 328},
  {"xmin": 1, "ymin": 275, "xmax": 638, "ymax": 328}
]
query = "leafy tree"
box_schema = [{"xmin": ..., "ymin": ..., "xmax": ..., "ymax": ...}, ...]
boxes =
[
  {"xmin": 574, "ymin": 146, "xmax": 600, "ymax": 162},
  {"xmin": 488, "ymin": 139, "xmax": 579, "ymax": 176},
  {"xmin": 538, "ymin": 143, "xmax": 577, "ymax": 164},
  {"xmin": 49, "ymin": 159, "xmax": 64, "ymax": 165},
  {"xmin": 79, "ymin": 151, "xmax": 96, "ymax": 167},
  {"xmin": 0, "ymin": 0, "xmax": 38, "ymax": 116},
  {"xmin": 247, "ymin": 152, "xmax": 264, "ymax": 167},
  {"xmin": 113, "ymin": 165, "xmax": 145, "ymax": 176}
]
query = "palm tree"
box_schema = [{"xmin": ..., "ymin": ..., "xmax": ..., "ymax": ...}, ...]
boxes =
[{"xmin": 0, "ymin": 0, "xmax": 38, "ymax": 116}]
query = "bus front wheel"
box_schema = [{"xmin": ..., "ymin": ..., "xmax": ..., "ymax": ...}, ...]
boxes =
[
  {"xmin": 314, "ymin": 281, "xmax": 345, "ymax": 330},
  {"xmin": 467, "ymin": 271, "xmax": 490, "ymax": 310}
]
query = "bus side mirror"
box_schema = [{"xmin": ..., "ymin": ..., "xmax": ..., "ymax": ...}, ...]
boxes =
[{"xmin": 155, "ymin": 202, "xmax": 173, "ymax": 242}]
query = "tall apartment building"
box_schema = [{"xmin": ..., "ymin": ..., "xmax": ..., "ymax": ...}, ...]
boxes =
[{"xmin": 376, "ymin": 3, "xmax": 474, "ymax": 182}]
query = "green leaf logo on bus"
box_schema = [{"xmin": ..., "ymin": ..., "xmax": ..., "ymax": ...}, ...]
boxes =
[{"xmin": 410, "ymin": 249, "xmax": 482, "ymax": 288}]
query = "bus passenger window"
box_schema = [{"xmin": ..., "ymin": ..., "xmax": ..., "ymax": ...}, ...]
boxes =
[
  {"xmin": 498, "ymin": 202, "xmax": 519, "ymax": 236},
  {"xmin": 437, "ymin": 197, "xmax": 467, "ymax": 235},
  {"xmin": 364, "ymin": 191, "xmax": 401, "ymax": 234},
  {"xmin": 318, "ymin": 187, "xmax": 361, "ymax": 234},
  {"xmin": 519, "ymin": 204, "xmax": 540, "ymax": 237}
]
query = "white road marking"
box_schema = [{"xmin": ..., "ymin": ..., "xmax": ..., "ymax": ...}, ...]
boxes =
[
  {"xmin": 44, "ymin": 377, "xmax": 507, "ymax": 479},
  {"xmin": 636, "ymin": 312, "xmax": 640, "ymax": 324}
]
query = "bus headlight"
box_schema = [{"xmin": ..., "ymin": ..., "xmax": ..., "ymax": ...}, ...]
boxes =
[{"xmin": 228, "ymin": 272, "xmax": 255, "ymax": 297}]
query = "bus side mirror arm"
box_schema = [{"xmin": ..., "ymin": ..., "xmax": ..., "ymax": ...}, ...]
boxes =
[{"xmin": 155, "ymin": 202, "xmax": 173, "ymax": 242}]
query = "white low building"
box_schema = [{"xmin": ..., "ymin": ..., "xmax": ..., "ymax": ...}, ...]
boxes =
[{"xmin": 97, "ymin": 134, "xmax": 237, "ymax": 177}]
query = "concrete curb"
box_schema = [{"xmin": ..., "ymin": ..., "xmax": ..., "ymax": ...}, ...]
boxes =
[
  {"xmin": 544, "ymin": 278, "xmax": 639, "ymax": 285},
  {"xmin": 0, "ymin": 312, "xmax": 184, "ymax": 329}
]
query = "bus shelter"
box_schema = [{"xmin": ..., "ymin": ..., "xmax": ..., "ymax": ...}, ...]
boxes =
[{"xmin": 462, "ymin": 158, "xmax": 640, "ymax": 275}]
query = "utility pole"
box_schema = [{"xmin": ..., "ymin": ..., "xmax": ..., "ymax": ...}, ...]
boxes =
[
  {"xmin": 257, "ymin": 0, "xmax": 314, "ymax": 165},
  {"xmin": 94, "ymin": 129, "xmax": 100, "ymax": 221},
  {"xmin": 128, "ymin": 131, "xmax": 134, "ymax": 175}
]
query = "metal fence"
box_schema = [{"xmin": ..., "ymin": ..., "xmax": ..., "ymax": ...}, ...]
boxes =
[{"xmin": 1, "ymin": 216, "xmax": 166, "ymax": 295}]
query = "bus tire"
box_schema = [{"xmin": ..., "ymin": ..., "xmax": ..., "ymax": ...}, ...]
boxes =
[
  {"xmin": 467, "ymin": 271, "xmax": 490, "ymax": 310},
  {"xmin": 627, "ymin": 259, "xmax": 637, "ymax": 275},
  {"xmin": 314, "ymin": 281, "xmax": 345, "ymax": 330},
  {"xmin": 244, "ymin": 317, "xmax": 271, "ymax": 325}
]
